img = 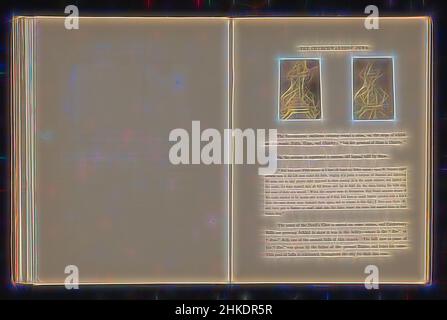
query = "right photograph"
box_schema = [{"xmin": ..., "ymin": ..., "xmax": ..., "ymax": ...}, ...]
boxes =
[{"xmin": 352, "ymin": 56, "xmax": 395, "ymax": 121}]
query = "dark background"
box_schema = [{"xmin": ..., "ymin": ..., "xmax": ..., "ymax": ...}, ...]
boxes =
[{"xmin": 0, "ymin": 0, "xmax": 445, "ymax": 300}]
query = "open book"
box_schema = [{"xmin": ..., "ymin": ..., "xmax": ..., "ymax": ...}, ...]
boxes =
[{"xmin": 11, "ymin": 16, "xmax": 432, "ymax": 285}]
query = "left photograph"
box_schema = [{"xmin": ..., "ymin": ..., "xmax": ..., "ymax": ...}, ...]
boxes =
[{"xmin": 278, "ymin": 58, "xmax": 322, "ymax": 121}]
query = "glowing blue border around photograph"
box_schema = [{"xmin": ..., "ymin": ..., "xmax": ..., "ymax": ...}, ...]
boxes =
[
  {"xmin": 351, "ymin": 55, "xmax": 396, "ymax": 122},
  {"xmin": 277, "ymin": 57, "xmax": 323, "ymax": 122}
]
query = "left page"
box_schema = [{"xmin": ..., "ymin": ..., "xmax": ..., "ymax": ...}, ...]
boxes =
[{"xmin": 12, "ymin": 17, "xmax": 230, "ymax": 284}]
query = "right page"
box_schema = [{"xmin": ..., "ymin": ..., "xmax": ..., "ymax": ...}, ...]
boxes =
[{"xmin": 231, "ymin": 17, "xmax": 432, "ymax": 284}]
